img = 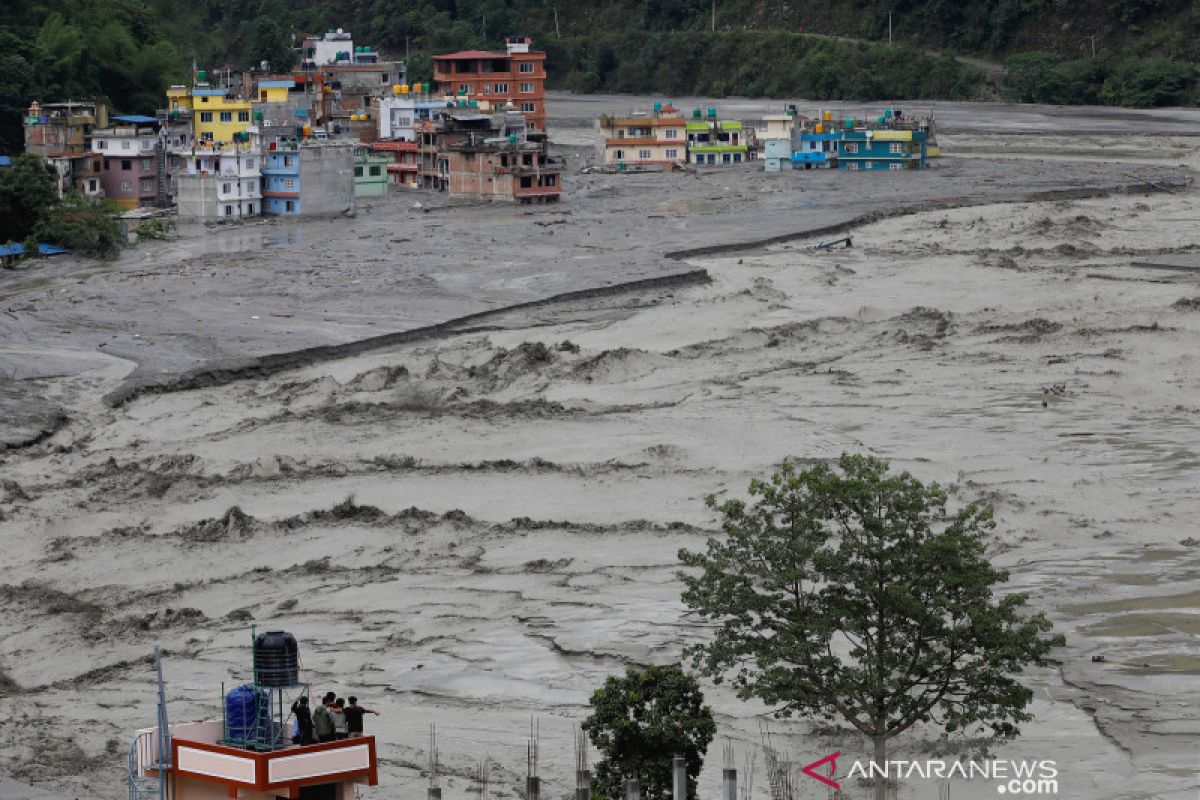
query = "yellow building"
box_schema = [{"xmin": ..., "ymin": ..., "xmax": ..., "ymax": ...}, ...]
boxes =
[
  {"xmin": 191, "ymin": 88, "xmax": 253, "ymax": 144},
  {"xmin": 256, "ymin": 80, "xmax": 293, "ymax": 103},
  {"xmin": 166, "ymin": 86, "xmax": 193, "ymax": 114}
]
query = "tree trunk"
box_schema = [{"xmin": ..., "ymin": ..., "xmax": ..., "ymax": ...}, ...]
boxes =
[{"xmin": 872, "ymin": 736, "xmax": 888, "ymax": 800}]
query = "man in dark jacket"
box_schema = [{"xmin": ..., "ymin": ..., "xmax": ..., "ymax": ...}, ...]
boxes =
[
  {"xmin": 313, "ymin": 691, "xmax": 337, "ymax": 743},
  {"xmin": 290, "ymin": 696, "xmax": 315, "ymax": 745}
]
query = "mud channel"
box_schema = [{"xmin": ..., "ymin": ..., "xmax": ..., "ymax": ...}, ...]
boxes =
[{"xmin": 1, "ymin": 95, "xmax": 1199, "ymax": 799}]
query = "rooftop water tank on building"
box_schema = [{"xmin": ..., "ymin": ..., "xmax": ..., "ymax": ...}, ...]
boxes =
[
  {"xmin": 253, "ymin": 630, "xmax": 300, "ymax": 687},
  {"xmin": 225, "ymin": 684, "xmax": 265, "ymax": 741}
]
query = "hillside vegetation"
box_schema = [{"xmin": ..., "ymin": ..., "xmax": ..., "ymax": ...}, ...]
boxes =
[{"xmin": 1, "ymin": 0, "xmax": 1196, "ymax": 153}]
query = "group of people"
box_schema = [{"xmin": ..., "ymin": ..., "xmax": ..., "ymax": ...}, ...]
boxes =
[{"xmin": 290, "ymin": 692, "xmax": 379, "ymax": 745}]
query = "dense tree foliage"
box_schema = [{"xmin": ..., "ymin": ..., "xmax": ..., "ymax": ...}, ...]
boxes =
[
  {"xmin": 0, "ymin": 154, "xmax": 60, "ymax": 244},
  {"xmin": 0, "ymin": 154, "xmax": 121, "ymax": 258},
  {"xmin": 0, "ymin": 0, "xmax": 1196, "ymax": 155},
  {"xmin": 34, "ymin": 194, "xmax": 124, "ymax": 258},
  {"xmin": 679, "ymin": 455, "xmax": 1064, "ymax": 800},
  {"xmin": 581, "ymin": 666, "xmax": 716, "ymax": 800}
]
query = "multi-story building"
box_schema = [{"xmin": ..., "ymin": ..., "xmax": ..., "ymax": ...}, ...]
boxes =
[
  {"xmin": 354, "ymin": 149, "xmax": 390, "ymax": 198},
  {"xmin": 190, "ymin": 87, "xmax": 254, "ymax": 145},
  {"xmin": 44, "ymin": 153, "xmax": 105, "ymax": 198},
  {"xmin": 91, "ymin": 115, "xmax": 167, "ymax": 208},
  {"xmin": 596, "ymin": 103, "xmax": 686, "ymax": 168},
  {"xmin": 23, "ymin": 100, "xmax": 108, "ymax": 158},
  {"xmin": 436, "ymin": 110, "xmax": 562, "ymax": 203},
  {"xmin": 685, "ymin": 110, "xmax": 750, "ymax": 166},
  {"xmin": 260, "ymin": 141, "xmax": 356, "ymax": 216},
  {"xmin": 368, "ymin": 140, "xmax": 419, "ymax": 187},
  {"xmin": 378, "ymin": 88, "xmax": 443, "ymax": 141},
  {"xmin": 172, "ymin": 133, "xmax": 263, "ymax": 221},
  {"xmin": 837, "ymin": 129, "xmax": 928, "ymax": 171},
  {"xmin": 433, "ymin": 37, "xmax": 547, "ymax": 131}
]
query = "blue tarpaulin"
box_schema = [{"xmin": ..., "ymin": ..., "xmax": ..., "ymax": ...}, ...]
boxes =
[
  {"xmin": 0, "ymin": 243, "xmax": 71, "ymax": 257},
  {"xmin": 112, "ymin": 114, "xmax": 159, "ymax": 124},
  {"xmin": 0, "ymin": 156, "xmax": 11, "ymax": 167}
]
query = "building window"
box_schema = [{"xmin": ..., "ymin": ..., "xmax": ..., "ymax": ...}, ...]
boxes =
[
  {"xmin": 96, "ymin": 140, "xmax": 106, "ymax": 150},
  {"xmin": 863, "ymin": 161, "xmax": 872, "ymax": 169},
  {"xmin": 245, "ymin": 158, "xmax": 255, "ymax": 169},
  {"xmin": 238, "ymin": 111, "xmax": 250, "ymax": 122},
  {"xmin": 638, "ymin": 149, "xmax": 651, "ymax": 160},
  {"xmin": 121, "ymin": 141, "xmax": 132, "ymax": 151},
  {"xmin": 246, "ymin": 181, "xmax": 255, "ymax": 192},
  {"xmin": 141, "ymin": 158, "xmax": 152, "ymax": 171},
  {"xmin": 369, "ymin": 166, "xmax": 382, "ymax": 176},
  {"xmin": 890, "ymin": 163, "xmax": 903, "ymax": 171},
  {"xmin": 169, "ymin": 156, "xmax": 180, "ymax": 168},
  {"xmin": 458, "ymin": 84, "xmax": 472, "ymax": 94},
  {"xmin": 200, "ymin": 112, "xmax": 213, "ymax": 122},
  {"xmin": 200, "ymin": 96, "xmax": 209, "ymax": 103},
  {"xmin": 889, "ymin": 143, "xmax": 903, "ymax": 154},
  {"xmin": 141, "ymin": 178, "xmax": 153, "ymax": 192},
  {"xmin": 665, "ymin": 149, "xmax": 678, "ymax": 159},
  {"xmin": 248, "ymin": 203, "xmax": 254, "ymax": 214},
  {"xmin": 121, "ymin": 159, "xmax": 132, "ymax": 170},
  {"xmin": 519, "ymin": 62, "xmax": 534, "ymax": 73},
  {"xmin": 354, "ymin": 166, "xmax": 364, "ymax": 177},
  {"xmin": 223, "ymin": 182, "xmax": 231, "ymax": 193},
  {"xmin": 519, "ymin": 83, "xmax": 533, "ymax": 93},
  {"xmin": 88, "ymin": 179, "xmax": 97, "ymax": 192},
  {"xmin": 220, "ymin": 112, "xmax": 232, "ymax": 122},
  {"xmin": 285, "ymin": 200, "xmax": 295, "ymax": 212},
  {"xmin": 722, "ymin": 153, "xmax": 731, "ymax": 164},
  {"xmin": 664, "ymin": 129, "xmax": 678, "ymax": 139},
  {"xmin": 613, "ymin": 149, "xmax": 624, "ymax": 160},
  {"xmin": 381, "ymin": 73, "xmax": 389, "ymax": 84},
  {"xmin": 493, "ymin": 83, "xmax": 508, "ymax": 93},
  {"xmin": 284, "ymin": 179, "xmax": 294, "ymax": 189},
  {"xmin": 104, "ymin": 159, "xmax": 110, "ymax": 171},
  {"xmin": 121, "ymin": 180, "xmax": 132, "ymax": 191},
  {"xmin": 520, "ymin": 102, "xmax": 535, "ymax": 112},
  {"xmin": 545, "ymin": 174, "xmax": 556, "ymax": 186},
  {"xmin": 845, "ymin": 143, "xmax": 858, "ymax": 153},
  {"xmin": 225, "ymin": 205, "xmax": 232, "ymax": 215},
  {"xmin": 201, "ymin": 132, "xmax": 213, "ymax": 142},
  {"xmin": 847, "ymin": 163, "xmax": 859, "ymax": 171},
  {"xmin": 282, "ymin": 156, "xmax": 293, "ymax": 167}
]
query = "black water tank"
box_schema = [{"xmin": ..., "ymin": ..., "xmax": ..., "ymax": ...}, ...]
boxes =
[{"xmin": 254, "ymin": 630, "xmax": 300, "ymax": 687}]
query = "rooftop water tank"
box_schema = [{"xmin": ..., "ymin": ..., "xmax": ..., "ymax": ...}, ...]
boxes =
[
  {"xmin": 254, "ymin": 630, "xmax": 299, "ymax": 687},
  {"xmin": 197, "ymin": 69, "xmax": 207, "ymax": 83},
  {"xmin": 225, "ymin": 684, "xmax": 265, "ymax": 741}
]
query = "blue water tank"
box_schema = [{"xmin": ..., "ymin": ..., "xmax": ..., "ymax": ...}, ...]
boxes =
[{"xmin": 225, "ymin": 684, "xmax": 264, "ymax": 740}]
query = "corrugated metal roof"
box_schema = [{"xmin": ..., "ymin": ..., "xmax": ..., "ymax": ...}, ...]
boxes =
[
  {"xmin": 0, "ymin": 156, "xmax": 11, "ymax": 166},
  {"xmin": 0, "ymin": 243, "xmax": 70, "ymax": 257},
  {"xmin": 112, "ymin": 115, "xmax": 159, "ymax": 124},
  {"xmin": 258, "ymin": 80, "xmax": 295, "ymax": 88},
  {"xmin": 192, "ymin": 88, "xmax": 228, "ymax": 96}
]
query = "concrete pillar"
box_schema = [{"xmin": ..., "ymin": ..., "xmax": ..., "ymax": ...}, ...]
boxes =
[
  {"xmin": 625, "ymin": 778, "xmax": 640, "ymax": 800},
  {"xmin": 527, "ymin": 776, "xmax": 540, "ymax": 800},
  {"xmin": 576, "ymin": 770, "xmax": 591, "ymax": 800},
  {"xmin": 672, "ymin": 758, "xmax": 687, "ymax": 800},
  {"xmin": 722, "ymin": 768, "xmax": 737, "ymax": 800}
]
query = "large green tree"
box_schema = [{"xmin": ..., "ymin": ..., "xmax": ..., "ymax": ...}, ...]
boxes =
[
  {"xmin": 0, "ymin": 154, "xmax": 59, "ymax": 244},
  {"xmin": 582, "ymin": 666, "xmax": 716, "ymax": 800},
  {"xmin": 678, "ymin": 454, "xmax": 1063, "ymax": 800}
]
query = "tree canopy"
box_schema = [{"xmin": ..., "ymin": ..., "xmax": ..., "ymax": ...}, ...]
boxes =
[
  {"xmin": 678, "ymin": 454, "xmax": 1063, "ymax": 800},
  {"xmin": 581, "ymin": 665, "xmax": 716, "ymax": 800}
]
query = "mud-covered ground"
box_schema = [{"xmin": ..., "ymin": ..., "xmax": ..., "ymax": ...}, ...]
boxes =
[{"xmin": 1, "ymin": 98, "xmax": 1199, "ymax": 799}]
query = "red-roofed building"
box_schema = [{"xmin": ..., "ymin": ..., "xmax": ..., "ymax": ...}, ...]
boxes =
[{"xmin": 433, "ymin": 36, "xmax": 546, "ymax": 131}]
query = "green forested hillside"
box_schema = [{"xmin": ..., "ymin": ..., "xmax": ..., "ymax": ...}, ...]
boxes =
[{"xmin": 1, "ymin": 0, "xmax": 1197, "ymax": 154}]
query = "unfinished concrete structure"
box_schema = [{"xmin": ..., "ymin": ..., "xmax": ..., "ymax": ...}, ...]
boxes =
[
  {"xmin": 262, "ymin": 141, "xmax": 356, "ymax": 216},
  {"xmin": 437, "ymin": 110, "xmax": 562, "ymax": 203}
]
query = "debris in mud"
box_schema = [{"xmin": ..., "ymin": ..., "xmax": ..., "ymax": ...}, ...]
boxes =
[
  {"xmin": 1172, "ymin": 297, "xmax": 1200, "ymax": 311},
  {"xmin": 977, "ymin": 317, "xmax": 1062, "ymax": 342},
  {"xmin": 1179, "ymin": 537, "xmax": 1200, "ymax": 548},
  {"xmin": 179, "ymin": 506, "xmax": 255, "ymax": 544}
]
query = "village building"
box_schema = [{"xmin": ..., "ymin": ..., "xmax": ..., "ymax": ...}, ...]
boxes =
[
  {"xmin": 90, "ymin": 116, "xmax": 168, "ymax": 208},
  {"xmin": 596, "ymin": 103, "xmax": 686, "ymax": 168},
  {"xmin": 758, "ymin": 109, "xmax": 799, "ymax": 173},
  {"xmin": 44, "ymin": 153, "xmax": 105, "ymax": 199},
  {"xmin": 23, "ymin": 100, "xmax": 108, "ymax": 158},
  {"xmin": 260, "ymin": 140, "xmax": 356, "ymax": 216},
  {"xmin": 837, "ymin": 129, "xmax": 928, "ymax": 170},
  {"xmin": 685, "ymin": 109, "xmax": 750, "ymax": 166},
  {"xmin": 435, "ymin": 110, "xmax": 562, "ymax": 203},
  {"xmin": 354, "ymin": 148, "xmax": 390, "ymax": 198},
  {"xmin": 433, "ymin": 37, "xmax": 547, "ymax": 131},
  {"xmin": 171, "ymin": 130, "xmax": 263, "ymax": 221},
  {"xmin": 368, "ymin": 140, "xmax": 420, "ymax": 187}
]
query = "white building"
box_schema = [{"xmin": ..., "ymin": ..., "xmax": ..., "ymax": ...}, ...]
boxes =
[{"xmin": 171, "ymin": 132, "xmax": 263, "ymax": 221}]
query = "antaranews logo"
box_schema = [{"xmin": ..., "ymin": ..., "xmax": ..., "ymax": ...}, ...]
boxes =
[{"xmin": 799, "ymin": 754, "xmax": 1059, "ymax": 796}]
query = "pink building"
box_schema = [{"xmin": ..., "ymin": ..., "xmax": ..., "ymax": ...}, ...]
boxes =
[{"xmin": 91, "ymin": 115, "xmax": 166, "ymax": 208}]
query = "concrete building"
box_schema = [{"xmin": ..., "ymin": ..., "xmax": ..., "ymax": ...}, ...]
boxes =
[
  {"xmin": 190, "ymin": 87, "xmax": 254, "ymax": 145},
  {"xmin": 261, "ymin": 141, "xmax": 355, "ymax": 216},
  {"xmin": 837, "ymin": 129, "xmax": 928, "ymax": 171},
  {"xmin": 597, "ymin": 103, "xmax": 686, "ymax": 168},
  {"xmin": 433, "ymin": 37, "xmax": 547, "ymax": 131},
  {"xmin": 436, "ymin": 110, "xmax": 562, "ymax": 203},
  {"xmin": 23, "ymin": 100, "xmax": 108, "ymax": 158},
  {"xmin": 685, "ymin": 109, "xmax": 750, "ymax": 166},
  {"xmin": 378, "ymin": 89, "xmax": 443, "ymax": 141},
  {"xmin": 354, "ymin": 149, "xmax": 390, "ymax": 198},
  {"xmin": 45, "ymin": 153, "xmax": 105, "ymax": 198},
  {"xmin": 91, "ymin": 115, "xmax": 167, "ymax": 208},
  {"xmin": 173, "ymin": 135, "xmax": 263, "ymax": 221},
  {"xmin": 369, "ymin": 140, "xmax": 419, "ymax": 187}
]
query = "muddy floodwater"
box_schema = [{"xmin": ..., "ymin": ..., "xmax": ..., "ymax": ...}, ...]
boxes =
[{"xmin": 1, "ymin": 95, "xmax": 1199, "ymax": 800}]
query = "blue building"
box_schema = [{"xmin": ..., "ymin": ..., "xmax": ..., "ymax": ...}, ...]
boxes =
[
  {"xmin": 793, "ymin": 132, "xmax": 841, "ymax": 169},
  {"xmin": 836, "ymin": 130, "xmax": 927, "ymax": 171},
  {"xmin": 262, "ymin": 145, "xmax": 301, "ymax": 214}
]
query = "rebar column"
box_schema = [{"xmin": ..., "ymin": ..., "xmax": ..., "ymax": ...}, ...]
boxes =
[
  {"xmin": 527, "ymin": 776, "xmax": 540, "ymax": 800},
  {"xmin": 576, "ymin": 769, "xmax": 591, "ymax": 800},
  {"xmin": 722, "ymin": 768, "xmax": 737, "ymax": 800},
  {"xmin": 673, "ymin": 757, "xmax": 687, "ymax": 800}
]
